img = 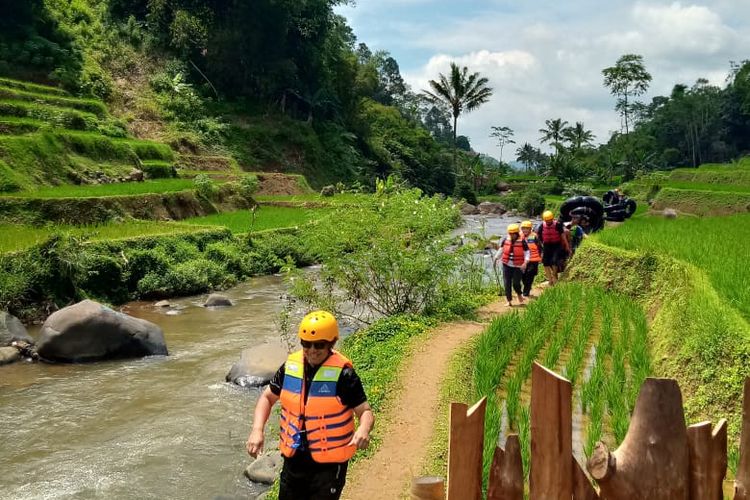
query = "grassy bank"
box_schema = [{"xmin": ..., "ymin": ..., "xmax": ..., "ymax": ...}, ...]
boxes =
[
  {"xmin": 651, "ymin": 187, "xmax": 750, "ymax": 216},
  {"xmin": 182, "ymin": 206, "xmax": 332, "ymax": 234}
]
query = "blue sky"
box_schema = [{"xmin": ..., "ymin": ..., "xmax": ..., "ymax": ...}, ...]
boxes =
[{"xmin": 336, "ymin": 0, "xmax": 750, "ymax": 160}]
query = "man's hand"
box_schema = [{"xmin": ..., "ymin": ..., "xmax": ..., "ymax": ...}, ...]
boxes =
[
  {"xmin": 246, "ymin": 428, "xmax": 265, "ymax": 458},
  {"xmin": 520, "ymin": 263, "xmax": 527, "ymax": 272},
  {"xmin": 348, "ymin": 426, "xmax": 371, "ymax": 450}
]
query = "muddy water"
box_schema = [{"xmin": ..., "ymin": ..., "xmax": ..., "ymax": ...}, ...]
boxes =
[{"xmin": 0, "ymin": 275, "xmax": 293, "ymax": 499}]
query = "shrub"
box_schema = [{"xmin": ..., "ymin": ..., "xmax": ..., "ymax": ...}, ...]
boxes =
[
  {"xmin": 562, "ymin": 183, "xmax": 594, "ymax": 197},
  {"xmin": 193, "ymin": 173, "xmax": 218, "ymax": 199},
  {"xmin": 77, "ymin": 253, "xmax": 128, "ymax": 303},
  {"xmin": 239, "ymin": 174, "xmax": 259, "ymax": 198},
  {"xmin": 124, "ymin": 247, "xmax": 172, "ymax": 289},
  {"xmin": 455, "ymin": 183, "xmax": 478, "ymax": 206},
  {"xmin": 138, "ymin": 258, "xmax": 228, "ymax": 297},
  {"xmin": 141, "ymin": 162, "xmax": 176, "ymax": 179},
  {"xmin": 205, "ymin": 241, "xmax": 248, "ymax": 277},
  {"xmin": 519, "ymin": 189, "xmax": 546, "ymax": 216}
]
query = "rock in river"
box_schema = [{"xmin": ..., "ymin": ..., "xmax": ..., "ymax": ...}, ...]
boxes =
[
  {"xmin": 0, "ymin": 346, "xmax": 21, "ymax": 365},
  {"xmin": 36, "ymin": 300, "xmax": 168, "ymax": 363},
  {"xmin": 0, "ymin": 311, "xmax": 33, "ymax": 346},
  {"xmin": 204, "ymin": 293, "xmax": 233, "ymax": 307},
  {"xmin": 245, "ymin": 452, "xmax": 283, "ymax": 484},
  {"xmin": 226, "ymin": 343, "xmax": 287, "ymax": 387}
]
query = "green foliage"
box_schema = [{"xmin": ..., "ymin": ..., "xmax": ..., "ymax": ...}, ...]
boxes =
[
  {"xmin": 289, "ymin": 189, "xmax": 464, "ymax": 319},
  {"xmin": 651, "ymin": 187, "xmax": 750, "ymax": 216},
  {"xmin": 238, "ymin": 174, "xmax": 259, "ymax": 198},
  {"xmin": 193, "ymin": 173, "xmax": 218, "ymax": 199},
  {"xmin": 455, "ymin": 183, "xmax": 478, "ymax": 205},
  {"xmin": 141, "ymin": 161, "xmax": 175, "ymax": 179}
]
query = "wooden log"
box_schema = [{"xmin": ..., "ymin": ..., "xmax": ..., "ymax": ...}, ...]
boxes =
[
  {"xmin": 529, "ymin": 362, "xmax": 573, "ymax": 500},
  {"xmin": 487, "ymin": 434, "xmax": 523, "ymax": 500},
  {"xmin": 572, "ymin": 456, "xmax": 599, "ymax": 500},
  {"xmin": 687, "ymin": 419, "xmax": 727, "ymax": 500},
  {"xmin": 411, "ymin": 476, "xmax": 445, "ymax": 500},
  {"xmin": 587, "ymin": 378, "xmax": 689, "ymax": 499},
  {"xmin": 447, "ymin": 397, "xmax": 486, "ymax": 500},
  {"xmin": 736, "ymin": 378, "xmax": 750, "ymax": 500}
]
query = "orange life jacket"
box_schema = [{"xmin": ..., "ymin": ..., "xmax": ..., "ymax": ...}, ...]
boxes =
[
  {"xmin": 279, "ymin": 350, "xmax": 356, "ymax": 463},
  {"xmin": 541, "ymin": 220, "xmax": 563, "ymax": 244},
  {"xmin": 501, "ymin": 237, "xmax": 526, "ymax": 265},
  {"xmin": 525, "ymin": 232, "xmax": 542, "ymax": 263}
]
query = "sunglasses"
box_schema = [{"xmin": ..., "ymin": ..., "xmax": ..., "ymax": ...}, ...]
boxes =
[{"xmin": 300, "ymin": 340, "xmax": 329, "ymax": 350}]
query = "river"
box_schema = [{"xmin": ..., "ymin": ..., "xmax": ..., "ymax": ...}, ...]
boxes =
[{"xmin": 0, "ymin": 214, "xmax": 522, "ymax": 499}]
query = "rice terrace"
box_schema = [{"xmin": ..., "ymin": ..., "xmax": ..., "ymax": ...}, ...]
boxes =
[{"xmin": 1, "ymin": 1, "xmax": 750, "ymax": 499}]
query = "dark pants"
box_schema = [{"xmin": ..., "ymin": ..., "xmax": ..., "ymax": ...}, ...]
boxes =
[
  {"xmin": 502, "ymin": 264, "xmax": 523, "ymax": 302},
  {"xmin": 522, "ymin": 262, "xmax": 539, "ymax": 296},
  {"xmin": 279, "ymin": 456, "xmax": 348, "ymax": 500}
]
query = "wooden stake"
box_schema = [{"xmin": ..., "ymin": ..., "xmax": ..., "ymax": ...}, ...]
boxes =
[
  {"xmin": 587, "ymin": 378, "xmax": 689, "ymax": 499},
  {"xmin": 447, "ymin": 397, "xmax": 486, "ymax": 500},
  {"xmin": 572, "ymin": 456, "xmax": 599, "ymax": 500},
  {"xmin": 529, "ymin": 362, "xmax": 573, "ymax": 500},
  {"xmin": 411, "ymin": 477, "xmax": 445, "ymax": 500},
  {"xmin": 736, "ymin": 378, "xmax": 750, "ymax": 500},
  {"xmin": 687, "ymin": 419, "xmax": 727, "ymax": 500},
  {"xmin": 487, "ymin": 434, "xmax": 523, "ymax": 500}
]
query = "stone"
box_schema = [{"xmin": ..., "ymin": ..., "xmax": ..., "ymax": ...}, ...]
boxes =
[
  {"xmin": 128, "ymin": 169, "xmax": 144, "ymax": 182},
  {"xmin": 663, "ymin": 208, "xmax": 678, "ymax": 219},
  {"xmin": 154, "ymin": 300, "xmax": 171, "ymax": 308},
  {"xmin": 36, "ymin": 300, "xmax": 168, "ymax": 363},
  {"xmin": 244, "ymin": 452, "xmax": 283, "ymax": 485},
  {"xmin": 460, "ymin": 203, "xmax": 479, "ymax": 215},
  {"xmin": 0, "ymin": 311, "xmax": 33, "ymax": 346},
  {"xmin": 0, "ymin": 346, "xmax": 20, "ymax": 365},
  {"xmin": 320, "ymin": 185, "xmax": 336, "ymax": 197},
  {"xmin": 477, "ymin": 201, "xmax": 507, "ymax": 215},
  {"xmin": 496, "ymin": 181, "xmax": 511, "ymax": 192},
  {"xmin": 226, "ymin": 343, "xmax": 288, "ymax": 387},
  {"xmin": 204, "ymin": 293, "xmax": 233, "ymax": 307}
]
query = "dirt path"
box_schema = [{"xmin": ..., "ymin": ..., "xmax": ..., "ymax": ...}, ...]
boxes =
[{"xmin": 342, "ymin": 297, "xmax": 525, "ymax": 499}]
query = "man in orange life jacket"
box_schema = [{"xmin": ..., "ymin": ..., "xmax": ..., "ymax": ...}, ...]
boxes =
[
  {"xmin": 535, "ymin": 210, "xmax": 570, "ymax": 285},
  {"xmin": 494, "ymin": 223, "xmax": 530, "ymax": 307},
  {"xmin": 520, "ymin": 220, "xmax": 542, "ymax": 298},
  {"xmin": 246, "ymin": 311, "xmax": 374, "ymax": 499}
]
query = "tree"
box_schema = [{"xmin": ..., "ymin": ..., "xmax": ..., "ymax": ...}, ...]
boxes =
[
  {"xmin": 603, "ymin": 54, "xmax": 652, "ymax": 135},
  {"xmin": 422, "ymin": 62, "xmax": 493, "ymax": 166},
  {"xmin": 489, "ymin": 125, "xmax": 515, "ymax": 161},
  {"xmin": 563, "ymin": 122, "xmax": 595, "ymax": 152},
  {"xmin": 539, "ymin": 118, "xmax": 569, "ymax": 149},
  {"xmin": 516, "ymin": 143, "xmax": 537, "ymax": 172}
]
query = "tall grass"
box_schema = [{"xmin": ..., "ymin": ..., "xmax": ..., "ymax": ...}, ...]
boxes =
[
  {"xmin": 8, "ymin": 179, "xmax": 197, "ymax": 198},
  {"xmin": 182, "ymin": 206, "xmax": 332, "ymax": 233},
  {"xmin": 596, "ymin": 214, "xmax": 750, "ymax": 320},
  {"xmin": 0, "ymin": 221, "xmax": 211, "ymax": 253}
]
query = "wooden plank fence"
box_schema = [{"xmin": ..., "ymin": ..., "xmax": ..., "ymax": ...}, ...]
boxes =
[{"xmin": 412, "ymin": 362, "xmax": 750, "ymax": 499}]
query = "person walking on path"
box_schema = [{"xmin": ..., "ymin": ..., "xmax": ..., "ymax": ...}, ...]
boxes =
[
  {"xmin": 494, "ymin": 223, "xmax": 530, "ymax": 307},
  {"xmin": 246, "ymin": 311, "xmax": 374, "ymax": 500},
  {"xmin": 536, "ymin": 210, "xmax": 570, "ymax": 285},
  {"xmin": 520, "ymin": 220, "xmax": 542, "ymax": 298}
]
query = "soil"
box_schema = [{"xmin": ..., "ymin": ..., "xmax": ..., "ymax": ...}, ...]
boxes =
[
  {"xmin": 255, "ymin": 173, "xmax": 309, "ymax": 195},
  {"xmin": 342, "ymin": 296, "xmax": 533, "ymax": 500}
]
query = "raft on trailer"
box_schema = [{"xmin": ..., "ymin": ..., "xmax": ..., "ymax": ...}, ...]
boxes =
[{"xmin": 602, "ymin": 190, "xmax": 637, "ymax": 221}]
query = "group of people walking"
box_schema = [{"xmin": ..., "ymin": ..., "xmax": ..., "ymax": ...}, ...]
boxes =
[{"xmin": 493, "ymin": 209, "xmax": 586, "ymax": 307}]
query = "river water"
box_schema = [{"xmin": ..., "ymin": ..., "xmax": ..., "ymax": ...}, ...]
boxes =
[{"xmin": 0, "ymin": 215, "xmax": 521, "ymax": 499}]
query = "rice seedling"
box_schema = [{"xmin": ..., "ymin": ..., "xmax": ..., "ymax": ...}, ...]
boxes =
[
  {"xmin": 519, "ymin": 406, "xmax": 531, "ymax": 479},
  {"xmin": 8, "ymin": 179, "xmax": 197, "ymax": 198}
]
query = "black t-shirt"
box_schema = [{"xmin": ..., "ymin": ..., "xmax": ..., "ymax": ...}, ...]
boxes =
[{"xmin": 269, "ymin": 354, "xmax": 367, "ymax": 465}]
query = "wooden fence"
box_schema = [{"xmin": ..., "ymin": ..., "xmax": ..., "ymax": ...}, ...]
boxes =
[{"xmin": 412, "ymin": 362, "xmax": 750, "ymax": 500}]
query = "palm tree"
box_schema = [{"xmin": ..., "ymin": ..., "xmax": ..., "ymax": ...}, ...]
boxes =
[
  {"xmin": 563, "ymin": 122, "xmax": 595, "ymax": 152},
  {"xmin": 539, "ymin": 118, "xmax": 570, "ymax": 147},
  {"xmin": 422, "ymin": 62, "xmax": 493, "ymax": 166},
  {"xmin": 516, "ymin": 142, "xmax": 537, "ymax": 172}
]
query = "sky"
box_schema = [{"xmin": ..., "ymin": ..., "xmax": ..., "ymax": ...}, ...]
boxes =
[{"xmin": 336, "ymin": 0, "xmax": 750, "ymax": 161}]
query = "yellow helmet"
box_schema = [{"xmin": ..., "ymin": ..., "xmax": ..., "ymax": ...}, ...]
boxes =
[
  {"xmin": 298, "ymin": 310, "xmax": 339, "ymax": 342},
  {"xmin": 520, "ymin": 220, "xmax": 533, "ymax": 229},
  {"xmin": 542, "ymin": 210, "xmax": 554, "ymax": 221},
  {"xmin": 507, "ymin": 223, "xmax": 520, "ymax": 234}
]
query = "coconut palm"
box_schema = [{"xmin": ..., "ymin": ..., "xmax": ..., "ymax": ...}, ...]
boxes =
[
  {"xmin": 539, "ymin": 118, "xmax": 569, "ymax": 149},
  {"xmin": 563, "ymin": 122, "xmax": 595, "ymax": 152},
  {"xmin": 516, "ymin": 142, "xmax": 537, "ymax": 172},
  {"xmin": 422, "ymin": 62, "xmax": 493, "ymax": 166}
]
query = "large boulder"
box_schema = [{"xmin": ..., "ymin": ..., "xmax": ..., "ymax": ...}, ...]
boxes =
[
  {"xmin": 320, "ymin": 185, "xmax": 335, "ymax": 197},
  {"xmin": 36, "ymin": 300, "xmax": 168, "ymax": 363},
  {"xmin": 226, "ymin": 343, "xmax": 287, "ymax": 387},
  {"xmin": 663, "ymin": 208, "xmax": 678, "ymax": 219},
  {"xmin": 244, "ymin": 452, "xmax": 283, "ymax": 484},
  {"xmin": 0, "ymin": 311, "xmax": 33, "ymax": 346},
  {"xmin": 204, "ymin": 293, "xmax": 233, "ymax": 307},
  {"xmin": 0, "ymin": 346, "xmax": 20, "ymax": 365},
  {"xmin": 460, "ymin": 203, "xmax": 479, "ymax": 215},
  {"xmin": 478, "ymin": 201, "xmax": 507, "ymax": 215}
]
